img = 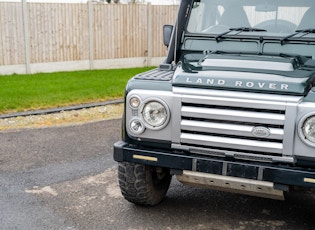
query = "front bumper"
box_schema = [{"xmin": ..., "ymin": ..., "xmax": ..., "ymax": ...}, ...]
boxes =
[{"xmin": 114, "ymin": 141, "xmax": 315, "ymax": 189}]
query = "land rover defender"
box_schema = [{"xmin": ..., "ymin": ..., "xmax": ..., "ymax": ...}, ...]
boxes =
[{"xmin": 114, "ymin": 0, "xmax": 315, "ymax": 206}]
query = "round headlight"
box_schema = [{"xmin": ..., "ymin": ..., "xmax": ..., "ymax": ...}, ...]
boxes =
[
  {"xmin": 302, "ymin": 116, "xmax": 315, "ymax": 144},
  {"xmin": 130, "ymin": 119, "xmax": 145, "ymax": 135},
  {"xmin": 141, "ymin": 100, "xmax": 169, "ymax": 129},
  {"xmin": 129, "ymin": 96, "xmax": 141, "ymax": 109}
]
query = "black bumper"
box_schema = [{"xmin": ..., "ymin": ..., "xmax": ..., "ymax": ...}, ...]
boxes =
[{"xmin": 114, "ymin": 141, "xmax": 315, "ymax": 189}]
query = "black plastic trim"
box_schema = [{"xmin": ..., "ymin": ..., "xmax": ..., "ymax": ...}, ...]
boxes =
[{"xmin": 113, "ymin": 141, "xmax": 315, "ymax": 189}]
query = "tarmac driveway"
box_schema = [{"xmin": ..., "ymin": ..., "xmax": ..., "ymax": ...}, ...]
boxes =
[{"xmin": 1, "ymin": 119, "xmax": 315, "ymax": 230}]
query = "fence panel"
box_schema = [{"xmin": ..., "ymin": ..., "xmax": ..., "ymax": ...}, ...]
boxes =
[
  {"xmin": 0, "ymin": 2, "xmax": 178, "ymax": 74},
  {"xmin": 28, "ymin": 3, "xmax": 90, "ymax": 63},
  {"xmin": 93, "ymin": 4, "xmax": 149, "ymax": 60},
  {"xmin": 151, "ymin": 5, "xmax": 178, "ymax": 57}
]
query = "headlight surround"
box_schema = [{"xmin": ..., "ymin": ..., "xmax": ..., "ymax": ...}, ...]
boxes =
[
  {"xmin": 141, "ymin": 99, "xmax": 170, "ymax": 130},
  {"xmin": 299, "ymin": 114, "xmax": 315, "ymax": 147}
]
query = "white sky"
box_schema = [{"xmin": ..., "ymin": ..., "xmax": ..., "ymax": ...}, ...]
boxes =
[{"xmin": 0, "ymin": 0, "xmax": 179, "ymax": 4}]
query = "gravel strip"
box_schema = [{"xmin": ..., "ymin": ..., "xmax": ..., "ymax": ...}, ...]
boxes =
[
  {"xmin": 0, "ymin": 99, "xmax": 124, "ymax": 119},
  {"xmin": 0, "ymin": 103, "xmax": 123, "ymax": 131}
]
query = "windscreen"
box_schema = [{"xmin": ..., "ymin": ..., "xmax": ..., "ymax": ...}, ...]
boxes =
[{"xmin": 187, "ymin": 0, "xmax": 315, "ymax": 37}]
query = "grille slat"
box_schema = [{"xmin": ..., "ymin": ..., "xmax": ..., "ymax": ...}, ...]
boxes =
[
  {"xmin": 181, "ymin": 133, "xmax": 283, "ymax": 154},
  {"xmin": 181, "ymin": 120, "xmax": 284, "ymax": 140},
  {"xmin": 182, "ymin": 95, "xmax": 287, "ymax": 111},
  {"xmin": 182, "ymin": 106, "xmax": 286, "ymax": 125}
]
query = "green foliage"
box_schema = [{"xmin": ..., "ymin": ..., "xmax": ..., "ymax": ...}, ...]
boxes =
[{"xmin": 0, "ymin": 67, "xmax": 154, "ymax": 114}]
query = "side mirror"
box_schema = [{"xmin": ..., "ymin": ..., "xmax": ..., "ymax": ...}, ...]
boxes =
[{"xmin": 163, "ymin": 25, "xmax": 173, "ymax": 47}]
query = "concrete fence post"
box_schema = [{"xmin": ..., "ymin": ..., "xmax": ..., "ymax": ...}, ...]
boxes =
[
  {"xmin": 147, "ymin": 3, "xmax": 152, "ymax": 67},
  {"xmin": 88, "ymin": 1, "xmax": 94, "ymax": 70},
  {"xmin": 22, "ymin": 0, "xmax": 31, "ymax": 74}
]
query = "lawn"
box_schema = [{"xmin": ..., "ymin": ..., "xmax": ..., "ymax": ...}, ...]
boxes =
[{"xmin": 0, "ymin": 67, "xmax": 154, "ymax": 114}]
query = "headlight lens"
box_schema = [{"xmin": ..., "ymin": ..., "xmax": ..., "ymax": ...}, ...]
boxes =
[
  {"xmin": 130, "ymin": 119, "xmax": 145, "ymax": 134},
  {"xmin": 302, "ymin": 116, "xmax": 315, "ymax": 144},
  {"xmin": 129, "ymin": 96, "xmax": 141, "ymax": 109},
  {"xmin": 141, "ymin": 100, "xmax": 169, "ymax": 129}
]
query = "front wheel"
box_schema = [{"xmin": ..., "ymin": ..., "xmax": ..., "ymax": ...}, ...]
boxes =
[{"xmin": 118, "ymin": 162, "xmax": 172, "ymax": 206}]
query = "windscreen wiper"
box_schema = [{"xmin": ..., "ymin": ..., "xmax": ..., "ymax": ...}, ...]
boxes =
[
  {"xmin": 215, "ymin": 27, "xmax": 266, "ymax": 42},
  {"xmin": 280, "ymin": 28, "xmax": 315, "ymax": 45}
]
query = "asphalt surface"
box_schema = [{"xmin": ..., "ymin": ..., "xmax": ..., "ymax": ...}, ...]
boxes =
[{"xmin": 1, "ymin": 119, "xmax": 315, "ymax": 230}]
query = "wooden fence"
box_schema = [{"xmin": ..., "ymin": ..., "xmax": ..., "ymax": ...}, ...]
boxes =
[{"xmin": 0, "ymin": 2, "xmax": 178, "ymax": 74}]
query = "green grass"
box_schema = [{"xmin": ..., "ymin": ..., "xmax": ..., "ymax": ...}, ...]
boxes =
[{"xmin": 0, "ymin": 67, "xmax": 154, "ymax": 114}]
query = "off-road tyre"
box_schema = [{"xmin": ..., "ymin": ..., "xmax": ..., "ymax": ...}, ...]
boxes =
[{"xmin": 118, "ymin": 162, "xmax": 172, "ymax": 206}]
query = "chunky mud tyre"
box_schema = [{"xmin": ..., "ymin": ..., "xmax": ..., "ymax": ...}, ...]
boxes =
[{"xmin": 118, "ymin": 162, "xmax": 172, "ymax": 206}]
